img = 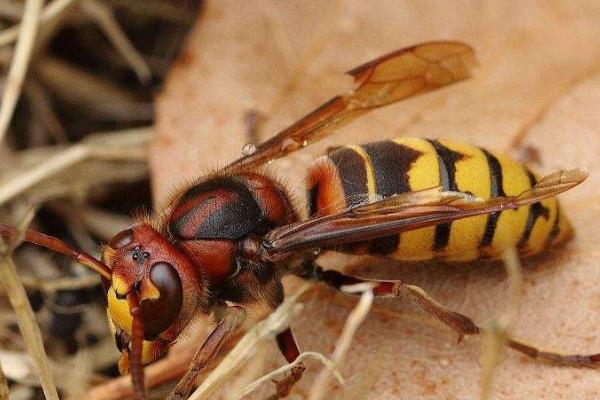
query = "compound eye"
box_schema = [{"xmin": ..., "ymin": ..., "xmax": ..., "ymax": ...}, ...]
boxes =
[
  {"xmin": 140, "ymin": 262, "xmax": 183, "ymax": 339},
  {"xmin": 109, "ymin": 229, "xmax": 133, "ymax": 249}
]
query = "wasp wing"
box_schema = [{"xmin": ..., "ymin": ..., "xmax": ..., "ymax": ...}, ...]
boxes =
[
  {"xmin": 224, "ymin": 41, "xmax": 476, "ymax": 172},
  {"xmin": 259, "ymin": 168, "xmax": 588, "ymax": 261}
]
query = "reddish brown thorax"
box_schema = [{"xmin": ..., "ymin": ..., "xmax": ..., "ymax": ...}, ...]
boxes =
[{"xmin": 166, "ymin": 172, "xmax": 297, "ymax": 283}]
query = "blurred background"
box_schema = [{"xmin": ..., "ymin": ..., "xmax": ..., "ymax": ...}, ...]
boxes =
[
  {"xmin": 1, "ymin": 1, "xmax": 600, "ymax": 399},
  {"xmin": 0, "ymin": 1, "xmax": 201, "ymax": 398}
]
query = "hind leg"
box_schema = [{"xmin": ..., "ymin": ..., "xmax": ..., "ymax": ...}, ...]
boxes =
[
  {"xmin": 300, "ymin": 262, "xmax": 600, "ymax": 368},
  {"xmin": 270, "ymin": 328, "xmax": 306, "ymax": 399}
]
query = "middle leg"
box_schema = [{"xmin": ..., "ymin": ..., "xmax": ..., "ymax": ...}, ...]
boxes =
[{"xmin": 166, "ymin": 305, "xmax": 246, "ymax": 400}]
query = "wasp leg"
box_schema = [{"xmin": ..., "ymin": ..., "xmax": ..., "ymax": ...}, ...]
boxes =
[
  {"xmin": 304, "ymin": 264, "xmax": 600, "ymax": 368},
  {"xmin": 167, "ymin": 305, "xmax": 247, "ymax": 400},
  {"xmin": 269, "ymin": 327, "xmax": 306, "ymax": 399}
]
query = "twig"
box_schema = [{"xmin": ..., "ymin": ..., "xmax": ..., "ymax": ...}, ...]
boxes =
[
  {"xmin": 0, "ymin": 1, "xmax": 24, "ymax": 21},
  {"xmin": 500, "ymin": 247, "xmax": 523, "ymax": 327},
  {"xmin": 228, "ymin": 351, "xmax": 341, "ymax": 400},
  {"xmin": 0, "ymin": 126, "xmax": 153, "ymax": 206},
  {"xmin": 308, "ymin": 283, "xmax": 374, "ymax": 400},
  {"xmin": 35, "ymin": 57, "xmax": 152, "ymax": 122},
  {"xmin": 188, "ymin": 285, "xmax": 309, "ymax": 400},
  {"xmin": 20, "ymin": 272, "xmax": 100, "ymax": 292},
  {"xmin": 81, "ymin": 0, "xmax": 152, "ymax": 84},
  {"xmin": 36, "ymin": 56, "xmax": 139, "ymax": 106},
  {"xmin": 0, "ymin": 0, "xmax": 44, "ymax": 145},
  {"xmin": 23, "ymin": 78, "xmax": 67, "ymax": 142},
  {"xmin": 0, "ymin": 0, "xmax": 77, "ymax": 48},
  {"xmin": 480, "ymin": 247, "xmax": 522, "ymax": 400},
  {"xmin": 0, "ymin": 213, "xmax": 59, "ymax": 400}
]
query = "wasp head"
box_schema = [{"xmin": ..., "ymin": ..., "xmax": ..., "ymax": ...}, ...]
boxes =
[{"xmin": 102, "ymin": 223, "xmax": 205, "ymax": 370}]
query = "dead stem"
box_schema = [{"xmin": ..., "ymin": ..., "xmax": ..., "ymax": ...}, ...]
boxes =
[
  {"xmin": 0, "ymin": 2, "xmax": 23, "ymax": 21},
  {"xmin": 0, "ymin": 212, "xmax": 59, "ymax": 400},
  {"xmin": 81, "ymin": 0, "xmax": 152, "ymax": 84},
  {"xmin": 500, "ymin": 248, "xmax": 523, "ymax": 327},
  {"xmin": 20, "ymin": 273, "xmax": 100, "ymax": 292},
  {"xmin": 480, "ymin": 247, "xmax": 523, "ymax": 400},
  {"xmin": 228, "ymin": 351, "xmax": 341, "ymax": 400},
  {"xmin": 187, "ymin": 285, "xmax": 309, "ymax": 400},
  {"xmin": 0, "ymin": 0, "xmax": 77, "ymax": 48},
  {"xmin": 35, "ymin": 57, "xmax": 147, "ymax": 117},
  {"xmin": 23, "ymin": 78, "xmax": 67, "ymax": 142},
  {"xmin": 308, "ymin": 283, "xmax": 375, "ymax": 400},
  {"xmin": 0, "ymin": 126, "xmax": 152, "ymax": 206},
  {"xmin": 0, "ymin": 0, "xmax": 44, "ymax": 145}
]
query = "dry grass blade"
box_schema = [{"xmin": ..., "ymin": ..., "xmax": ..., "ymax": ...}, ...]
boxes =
[
  {"xmin": 82, "ymin": 0, "xmax": 152, "ymax": 84},
  {"xmin": 228, "ymin": 351, "xmax": 341, "ymax": 400},
  {"xmin": 0, "ymin": 0, "xmax": 44, "ymax": 144},
  {"xmin": 480, "ymin": 322, "xmax": 505, "ymax": 400},
  {"xmin": 0, "ymin": 211, "xmax": 59, "ymax": 400},
  {"xmin": 480, "ymin": 247, "xmax": 523, "ymax": 400},
  {"xmin": 0, "ymin": 0, "xmax": 76, "ymax": 48},
  {"xmin": 0, "ymin": 126, "xmax": 152, "ymax": 206},
  {"xmin": 20, "ymin": 273, "xmax": 99, "ymax": 292},
  {"xmin": 1, "ymin": 145, "xmax": 87, "ymax": 203},
  {"xmin": 36, "ymin": 57, "xmax": 145, "ymax": 113},
  {"xmin": 308, "ymin": 283, "xmax": 375, "ymax": 400},
  {"xmin": 499, "ymin": 247, "xmax": 523, "ymax": 327},
  {"xmin": 188, "ymin": 285, "xmax": 309, "ymax": 400},
  {"xmin": 23, "ymin": 79, "xmax": 67, "ymax": 142}
]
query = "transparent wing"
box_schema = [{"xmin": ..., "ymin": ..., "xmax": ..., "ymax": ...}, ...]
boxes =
[
  {"xmin": 224, "ymin": 41, "xmax": 476, "ymax": 172},
  {"xmin": 260, "ymin": 168, "xmax": 588, "ymax": 261}
]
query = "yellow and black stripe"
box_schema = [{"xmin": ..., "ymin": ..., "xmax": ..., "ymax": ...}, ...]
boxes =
[{"xmin": 306, "ymin": 138, "xmax": 573, "ymax": 262}]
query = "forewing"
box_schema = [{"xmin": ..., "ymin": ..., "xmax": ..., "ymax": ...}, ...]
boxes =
[
  {"xmin": 260, "ymin": 168, "xmax": 588, "ymax": 261},
  {"xmin": 224, "ymin": 41, "xmax": 476, "ymax": 172}
]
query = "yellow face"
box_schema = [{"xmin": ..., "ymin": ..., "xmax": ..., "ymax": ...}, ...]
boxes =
[
  {"xmin": 106, "ymin": 276, "xmax": 171, "ymax": 369},
  {"xmin": 106, "ymin": 278, "xmax": 132, "ymax": 332},
  {"xmin": 106, "ymin": 291, "xmax": 168, "ymax": 369}
]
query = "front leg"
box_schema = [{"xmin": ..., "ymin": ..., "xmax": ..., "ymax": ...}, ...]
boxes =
[{"xmin": 167, "ymin": 305, "xmax": 246, "ymax": 400}]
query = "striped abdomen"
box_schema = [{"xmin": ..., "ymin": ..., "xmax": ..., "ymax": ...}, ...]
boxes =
[{"xmin": 307, "ymin": 138, "xmax": 572, "ymax": 261}]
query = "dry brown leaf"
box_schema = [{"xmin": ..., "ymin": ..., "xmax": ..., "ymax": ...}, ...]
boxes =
[{"xmin": 153, "ymin": 1, "xmax": 600, "ymax": 399}]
